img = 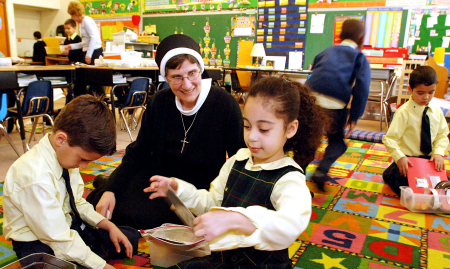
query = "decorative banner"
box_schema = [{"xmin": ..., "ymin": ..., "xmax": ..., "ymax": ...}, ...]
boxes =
[
  {"xmin": 334, "ymin": 15, "xmax": 364, "ymax": 46},
  {"xmin": 143, "ymin": 0, "xmax": 257, "ymax": 14},
  {"xmin": 80, "ymin": 0, "xmax": 140, "ymax": 17},
  {"xmin": 256, "ymin": 0, "xmax": 308, "ymax": 69},
  {"xmin": 383, "ymin": 12, "xmax": 394, "ymax": 48},
  {"xmin": 376, "ymin": 12, "xmax": 387, "ymax": 47},
  {"xmin": 364, "ymin": 12, "xmax": 373, "ymax": 45}
]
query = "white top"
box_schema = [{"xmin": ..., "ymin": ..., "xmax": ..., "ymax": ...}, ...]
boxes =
[
  {"xmin": 3, "ymin": 134, "xmax": 106, "ymax": 269},
  {"xmin": 70, "ymin": 16, "xmax": 102, "ymax": 58},
  {"xmin": 175, "ymin": 148, "xmax": 312, "ymax": 251}
]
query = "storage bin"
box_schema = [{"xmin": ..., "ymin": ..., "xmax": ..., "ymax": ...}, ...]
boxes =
[
  {"xmin": 1, "ymin": 253, "xmax": 76, "ymax": 269},
  {"xmin": 400, "ymin": 186, "xmax": 450, "ymax": 213},
  {"xmin": 138, "ymin": 36, "xmax": 159, "ymax": 44}
]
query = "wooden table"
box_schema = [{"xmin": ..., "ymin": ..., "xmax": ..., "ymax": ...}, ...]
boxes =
[{"xmin": 45, "ymin": 56, "xmax": 70, "ymax": 66}]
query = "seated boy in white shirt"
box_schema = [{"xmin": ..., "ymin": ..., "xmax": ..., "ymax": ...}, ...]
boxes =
[
  {"xmin": 382, "ymin": 66, "xmax": 449, "ymax": 196},
  {"xmin": 3, "ymin": 95, "xmax": 139, "ymax": 269}
]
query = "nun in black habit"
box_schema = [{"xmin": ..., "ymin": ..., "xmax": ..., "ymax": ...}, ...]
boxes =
[{"xmin": 87, "ymin": 34, "xmax": 245, "ymax": 229}]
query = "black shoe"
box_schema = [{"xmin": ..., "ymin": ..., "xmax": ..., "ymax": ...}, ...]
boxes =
[
  {"xmin": 311, "ymin": 170, "xmax": 328, "ymax": 192},
  {"xmin": 93, "ymin": 174, "xmax": 110, "ymax": 190}
]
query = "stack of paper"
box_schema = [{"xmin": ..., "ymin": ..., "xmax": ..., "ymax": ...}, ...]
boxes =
[
  {"xmin": 113, "ymin": 74, "xmax": 127, "ymax": 84},
  {"xmin": 43, "ymin": 77, "xmax": 67, "ymax": 85},
  {"xmin": 17, "ymin": 73, "xmax": 38, "ymax": 87}
]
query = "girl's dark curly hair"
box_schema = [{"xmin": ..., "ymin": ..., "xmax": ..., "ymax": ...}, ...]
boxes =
[{"xmin": 247, "ymin": 77, "xmax": 330, "ymax": 168}]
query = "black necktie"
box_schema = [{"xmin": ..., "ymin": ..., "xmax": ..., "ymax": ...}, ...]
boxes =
[
  {"xmin": 62, "ymin": 168, "xmax": 82, "ymax": 222},
  {"xmin": 420, "ymin": 107, "xmax": 432, "ymax": 156}
]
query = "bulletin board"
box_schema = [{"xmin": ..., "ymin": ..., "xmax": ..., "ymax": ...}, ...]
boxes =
[
  {"xmin": 143, "ymin": 0, "xmax": 257, "ymax": 14},
  {"xmin": 80, "ymin": 0, "xmax": 140, "ymax": 17},
  {"xmin": 143, "ymin": 14, "xmax": 254, "ymax": 67},
  {"xmin": 304, "ymin": 9, "xmax": 409, "ymax": 68},
  {"xmin": 412, "ymin": 13, "xmax": 450, "ymax": 53},
  {"xmin": 100, "ymin": 21, "xmax": 139, "ymax": 41}
]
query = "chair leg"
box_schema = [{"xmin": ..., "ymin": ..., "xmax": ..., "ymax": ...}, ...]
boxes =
[
  {"xmin": 136, "ymin": 107, "xmax": 146, "ymax": 129},
  {"xmin": 120, "ymin": 110, "xmax": 134, "ymax": 142},
  {"xmin": 0, "ymin": 124, "xmax": 21, "ymax": 157},
  {"xmin": 28, "ymin": 119, "xmax": 39, "ymax": 145}
]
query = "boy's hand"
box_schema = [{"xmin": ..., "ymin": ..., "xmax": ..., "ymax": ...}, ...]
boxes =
[
  {"xmin": 97, "ymin": 219, "xmax": 133, "ymax": 258},
  {"xmin": 431, "ymin": 154, "xmax": 445, "ymax": 172},
  {"xmin": 96, "ymin": 191, "xmax": 116, "ymax": 220},
  {"xmin": 344, "ymin": 121, "xmax": 356, "ymax": 139},
  {"xmin": 144, "ymin": 176, "xmax": 178, "ymax": 199},
  {"xmin": 193, "ymin": 211, "xmax": 255, "ymax": 242},
  {"xmin": 397, "ymin": 157, "xmax": 413, "ymax": 177}
]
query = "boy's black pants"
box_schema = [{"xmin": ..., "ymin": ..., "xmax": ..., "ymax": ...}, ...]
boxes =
[
  {"xmin": 383, "ymin": 155, "xmax": 431, "ymax": 196},
  {"xmin": 11, "ymin": 224, "xmax": 139, "ymax": 269},
  {"xmin": 316, "ymin": 108, "xmax": 348, "ymax": 174}
]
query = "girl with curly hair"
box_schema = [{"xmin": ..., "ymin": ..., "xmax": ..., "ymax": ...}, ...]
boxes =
[{"xmin": 146, "ymin": 76, "xmax": 329, "ymax": 268}]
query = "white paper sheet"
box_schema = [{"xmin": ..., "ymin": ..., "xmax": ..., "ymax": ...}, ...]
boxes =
[
  {"xmin": 310, "ymin": 14, "xmax": 326, "ymax": 34},
  {"xmin": 234, "ymin": 27, "xmax": 252, "ymax": 37},
  {"xmin": 443, "ymin": 37, "xmax": 450, "ymax": 48},
  {"xmin": 427, "ymin": 16, "xmax": 438, "ymax": 28},
  {"xmin": 288, "ymin": 51, "xmax": 303, "ymax": 70},
  {"xmin": 446, "ymin": 14, "xmax": 450, "ymax": 26}
]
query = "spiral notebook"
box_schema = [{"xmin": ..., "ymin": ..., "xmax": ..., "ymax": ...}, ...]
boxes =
[{"xmin": 407, "ymin": 157, "xmax": 448, "ymax": 194}]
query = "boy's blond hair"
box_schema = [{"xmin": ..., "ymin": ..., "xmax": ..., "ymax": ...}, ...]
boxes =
[{"xmin": 67, "ymin": 1, "xmax": 85, "ymax": 16}]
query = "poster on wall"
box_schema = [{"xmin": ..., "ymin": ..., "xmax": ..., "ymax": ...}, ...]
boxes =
[
  {"xmin": 334, "ymin": 15, "xmax": 364, "ymax": 45},
  {"xmin": 80, "ymin": 0, "xmax": 140, "ymax": 17},
  {"xmin": 143, "ymin": 0, "xmax": 257, "ymax": 13},
  {"xmin": 364, "ymin": 8, "xmax": 403, "ymax": 48},
  {"xmin": 231, "ymin": 16, "xmax": 255, "ymax": 37}
]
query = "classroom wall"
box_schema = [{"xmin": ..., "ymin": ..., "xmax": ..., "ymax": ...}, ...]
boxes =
[{"xmin": 6, "ymin": 0, "xmax": 72, "ymax": 57}]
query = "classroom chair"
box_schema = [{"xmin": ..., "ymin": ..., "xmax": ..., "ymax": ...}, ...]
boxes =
[
  {"xmin": 230, "ymin": 72, "xmax": 248, "ymax": 103},
  {"xmin": 0, "ymin": 93, "xmax": 21, "ymax": 157},
  {"xmin": 6, "ymin": 80, "xmax": 54, "ymax": 149},
  {"xmin": 114, "ymin": 78, "xmax": 150, "ymax": 141},
  {"xmin": 366, "ymin": 73, "xmax": 397, "ymax": 131}
]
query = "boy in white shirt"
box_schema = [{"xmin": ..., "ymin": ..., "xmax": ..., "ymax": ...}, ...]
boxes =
[
  {"xmin": 382, "ymin": 66, "xmax": 449, "ymax": 196},
  {"xmin": 3, "ymin": 95, "xmax": 139, "ymax": 269}
]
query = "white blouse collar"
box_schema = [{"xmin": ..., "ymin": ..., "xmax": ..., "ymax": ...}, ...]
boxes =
[{"xmin": 176, "ymin": 78, "xmax": 212, "ymax": 116}]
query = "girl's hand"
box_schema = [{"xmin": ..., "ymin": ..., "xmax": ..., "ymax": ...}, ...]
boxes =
[
  {"xmin": 431, "ymin": 154, "xmax": 445, "ymax": 172},
  {"xmin": 64, "ymin": 45, "xmax": 71, "ymax": 51},
  {"xmin": 144, "ymin": 176, "xmax": 178, "ymax": 199},
  {"xmin": 85, "ymin": 56, "xmax": 92, "ymax": 64},
  {"xmin": 193, "ymin": 211, "xmax": 255, "ymax": 242}
]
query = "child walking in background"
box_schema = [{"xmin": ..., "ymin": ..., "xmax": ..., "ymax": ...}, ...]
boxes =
[
  {"xmin": 383, "ymin": 66, "xmax": 449, "ymax": 196},
  {"xmin": 306, "ymin": 19, "xmax": 371, "ymax": 191},
  {"xmin": 63, "ymin": 19, "xmax": 84, "ymax": 64},
  {"xmin": 145, "ymin": 77, "xmax": 329, "ymax": 268},
  {"xmin": 32, "ymin": 31, "xmax": 47, "ymax": 64}
]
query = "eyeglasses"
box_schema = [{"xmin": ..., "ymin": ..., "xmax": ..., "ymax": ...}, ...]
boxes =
[{"xmin": 167, "ymin": 70, "xmax": 201, "ymax": 85}]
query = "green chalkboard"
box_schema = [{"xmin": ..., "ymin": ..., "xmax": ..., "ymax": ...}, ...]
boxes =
[
  {"xmin": 413, "ymin": 14, "xmax": 450, "ymax": 54},
  {"xmin": 304, "ymin": 9, "xmax": 409, "ymax": 68},
  {"xmin": 143, "ymin": 14, "xmax": 254, "ymax": 67}
]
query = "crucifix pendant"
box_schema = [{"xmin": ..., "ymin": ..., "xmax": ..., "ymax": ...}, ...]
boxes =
[{"xmin": 181, "ymin": 137, "xmax": 189, "ymax": 153}]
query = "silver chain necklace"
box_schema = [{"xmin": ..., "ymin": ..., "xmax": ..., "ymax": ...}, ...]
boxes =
[{"xmin": 180, "ymin": 112, "xmax": 198, "ymax": 153}]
